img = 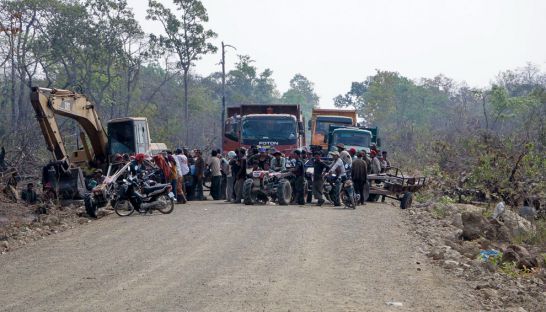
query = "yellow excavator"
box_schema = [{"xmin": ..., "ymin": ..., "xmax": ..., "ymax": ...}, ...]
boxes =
[{"xmin": 30, "ymin": 87, "xmax": 166, "ymax": 199}]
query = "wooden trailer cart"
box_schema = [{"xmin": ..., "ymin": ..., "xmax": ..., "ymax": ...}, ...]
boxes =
[{"xmin": 366, "ymin": 168, "xmax": 426, "ymax": 209}]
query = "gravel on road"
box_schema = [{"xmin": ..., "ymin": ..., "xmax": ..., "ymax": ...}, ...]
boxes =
[{"xmin": 0, "ymin": 201, "xmax": 474, "ymax": 311}]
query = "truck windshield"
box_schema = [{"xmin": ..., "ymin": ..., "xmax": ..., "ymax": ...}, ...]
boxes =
[
  {"xmin": 316, "ymin": 117, "xmax": 353, "ymax": 135},
  {"xmin": 108, "ymin": 121, "xmax": 135, "ymax": 154},
  {"xmin": 333, "ymin": 131, "xmax": 371, "ymax": 148},
  {"xmin": 241, "ymin": 116, "xmax": 297, "ymax": 145}
]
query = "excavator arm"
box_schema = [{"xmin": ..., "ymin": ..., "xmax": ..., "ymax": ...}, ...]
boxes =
[{"xmin": 30, "ymin": 87, "xmax": 108, "ymax": 164}]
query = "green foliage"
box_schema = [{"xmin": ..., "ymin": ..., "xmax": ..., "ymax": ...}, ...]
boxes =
[
  {"xmin": 226, "ymin": 55, "xmax": 280, "ymax": 104},
  {"xmin": 431, "ymin": 205, "xmax": 447, "ymax": 219}
]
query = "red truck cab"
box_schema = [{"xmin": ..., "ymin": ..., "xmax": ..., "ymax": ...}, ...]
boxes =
[{"xmin": 223, "ymin": 104, "xmax": 305, "ymax": 156}]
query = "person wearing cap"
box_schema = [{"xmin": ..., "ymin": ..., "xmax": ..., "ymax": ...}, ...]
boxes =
[
  {"xmin": 312, "ymin": 151, "xmax": 328, "ymax": 206},
  {"xmin": 370, "ymin": 150, "xmax": 381, "ymax": 174},
  {"xmin": 327, "ymin": 151, "xmax": 346, "ymax": 206},
  {"xmin": 352, "ymin": 151, "xmax": 368, "ymax": 205},
  {"xmin": 290, "ymin": 149, "xmax": 306, "ymax": 205},
  {"xmin": 270, "ymin": 150, "xmax": 286, "ymax": 172},
  {"xmin": 336, "ymin": 143, "xmax": 352, "ymax": 166},
  {"xmin": 21, "ymin": 182, "xmax": 37, "ymax": 204}
]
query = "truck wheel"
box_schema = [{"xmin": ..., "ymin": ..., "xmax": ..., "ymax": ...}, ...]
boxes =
[
  {"xmin": 242, "ymin": 178, "xmax": 255, "ymax": 205},
  {"xmin": 84, "ymin": 194, "xmax": 98, "ymax": 218},
  {"xmin": 277, "ymin": 179, "xmax": 292, "ymax": 205},
  {"xmin": 400, "ymin": 192, "xmax": 413, "ymax": 209}
]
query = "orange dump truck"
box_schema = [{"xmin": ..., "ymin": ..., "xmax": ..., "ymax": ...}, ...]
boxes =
[{"xmin": 309, "ymin": 108, "xmax": 357, "ymax": 150}]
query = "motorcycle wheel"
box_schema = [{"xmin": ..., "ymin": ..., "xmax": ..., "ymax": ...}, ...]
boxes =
[
  {"xmin": 157, "ymin": 194, "xmax": 175, "ymax": 214},
  {"xmin": 341, "ymin": 189, "xmax": 356, "ymax": 209},
  {"xmin": 114, "ymin": 200, "xmax": 135, "ymax": 217},
  {"xmin": 84, "ymin": 194, "xmax": 98, "ymax": 218},
  {"xmin": 242, "ymin": 178, "xmax": 255, "ymax": 205}
]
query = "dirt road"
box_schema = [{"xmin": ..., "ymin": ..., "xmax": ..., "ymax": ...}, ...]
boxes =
[{"xmin": 0, "ymin": 201, "xmax": 474, "ymax": 311}]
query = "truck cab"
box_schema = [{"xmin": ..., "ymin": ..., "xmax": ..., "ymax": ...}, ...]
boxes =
[{"xmin": 327, "ymin": 125, "xmax": 381, "ymax": 154}]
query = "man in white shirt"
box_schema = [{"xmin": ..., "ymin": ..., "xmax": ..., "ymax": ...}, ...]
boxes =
[
  {"xmin": 327, "ymin": 151, "xmax": 345, "ymax": 206},
  {"xmin": 336, "ymin": 143, "xmax": 352, "ymax": 166},
  {"xmin": 209, "ymin": 150, "xmax": 222, "ymax": 200}
]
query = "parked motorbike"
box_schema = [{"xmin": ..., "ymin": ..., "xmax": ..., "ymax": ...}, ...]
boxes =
[
  {"xmin": 323, "ymin": 163, "xmax": 359, "ymax": 209},
  {"xmin": 113, "ymin": 173, "xmax": 175, "ymax": 216}
]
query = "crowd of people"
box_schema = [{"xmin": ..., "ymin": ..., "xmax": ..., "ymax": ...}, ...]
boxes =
[{"xmin": 114, "ymin": 143, "xmax": 391, "ymax": 207}]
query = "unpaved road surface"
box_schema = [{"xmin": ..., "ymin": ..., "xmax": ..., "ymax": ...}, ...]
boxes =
[{"xmin": 0, "ymin": 201, "xmax": 474, "ymax": 311}]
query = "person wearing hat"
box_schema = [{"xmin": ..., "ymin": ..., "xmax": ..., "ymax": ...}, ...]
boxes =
[
  {"xmin": 312, "ymin": 151, "xmax": 328, "ymax": 206},
  {"xmin": 270, "ymin": 150, "xmax": 286, "ymax": 172},
  {"xmin": 336, "ymin": 143, "xmax": 352, "ymax": 166},
  {"xmin": 21, "ymin": 182, "xmax": 37, "ymax": 204},
  {"xmin": 87, "ymin": 169, "xmax": 105, "ymax": 190},
  {"xmin": 290, "ymin": 149, "xmax": 306, "ymax": 205},
  {"xmin": 326, "ymin": 151, "xmax": 346, "ymax": 206},
  {"xmin": 248, "ymin": 147, "xmax": 272, "ymax": 171}
]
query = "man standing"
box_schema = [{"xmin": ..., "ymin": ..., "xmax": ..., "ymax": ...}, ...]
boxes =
[
  {"xmin": 380, "ymin": 151, "xmax": 391, "ymax": 173},
  {"xmin": 233, "ymin": 148, "xmax": 247, "ymax": 203},
  {"xmin": 327, "ymin": 151, "xmax": 346, "ymax": 207},
  {"xmin": 291, "ymin": 150, "xmax": 305, "ymax": 205},
  {"xmin": 352, "ymin": 152, "xmax": 368, "ymax": 205},
  {"xmin": 209, "ymin": 150, "xmax": 222, "ymax": 200},
  {"xmin": 21, "ymin": 182, "xmax": 38, "ymax": 204},
  {"xmin": 219, "ymin": 152, "xmax": 229, "ymax": 200},
  {"xmin": 225, "ymin": 151, "xmax": 236, "ymax": 202},
  {"xmin": 370, "ymin": 150, "xmax": 381, "ymax": 174},
  {"xmin": 194, "ymin": 149, "xmax": 205, "ymax": 200},
  {"xmin": 336, "ymin": 143, "xmax": 352, "ymax": 166},
  {"xmin": 312, "ymin": 151, "xmax": 328, "ymax": 206}
]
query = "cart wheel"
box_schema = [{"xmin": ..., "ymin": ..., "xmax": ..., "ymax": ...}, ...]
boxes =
[{"xmin": 400, "ymin": 192, "xmax": 413, "ymax": 209}]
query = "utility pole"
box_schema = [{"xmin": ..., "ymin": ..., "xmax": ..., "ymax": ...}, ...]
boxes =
[{"xmin": 220, "ymin": 42, "xmax": 235, "ymax": 152}]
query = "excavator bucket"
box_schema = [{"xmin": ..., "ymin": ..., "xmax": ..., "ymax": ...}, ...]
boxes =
[{"xmin": 42, "ymin": 163, "xmax": 86, "ymax": 200}]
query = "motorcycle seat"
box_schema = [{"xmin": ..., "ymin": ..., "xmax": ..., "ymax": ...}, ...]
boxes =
[{"xmin": 142, "ymin": 184, "xmax": 168, "ymax": 194}]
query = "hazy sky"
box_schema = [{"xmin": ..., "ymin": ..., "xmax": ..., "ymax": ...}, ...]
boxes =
[{"xmin": 128, "ymin": 0, "xmax": 546, "ymax": 107}]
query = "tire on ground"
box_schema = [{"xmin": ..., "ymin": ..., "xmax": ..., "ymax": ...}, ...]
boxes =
[
  {"xmin": 400, "ymin": 192, "xmax": 413, "ymax": 209},
  {"xmin": 84, "ymin": 194, "xmax": 98, "ymax": 218},
  {"xmin": 277, "ymin": 179, "xmax": 292, "ymax": 205},
  {"xmin": 242, "ymin": 178, "xmax": 255, "ymax": 205}
]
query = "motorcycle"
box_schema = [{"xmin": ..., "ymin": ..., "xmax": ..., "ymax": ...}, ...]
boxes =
[
  {"xmin": 323, "ymin": 163, "xmax": 359, "ymax": 209},
  {"xmin": 113, "ymin": 173, "xmax": 175, "ymax": 216}
]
